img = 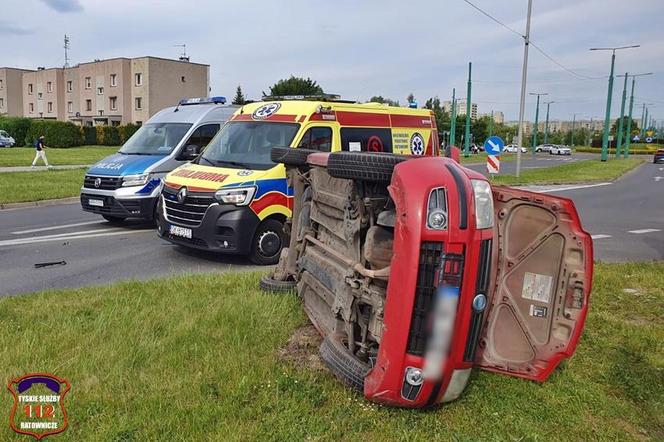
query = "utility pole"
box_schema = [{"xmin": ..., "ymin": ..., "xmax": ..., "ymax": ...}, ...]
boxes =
[
  {"xmin": 615, "ymin": 73, "xmax": 629, "ymax": 157},
  {"xmin": 530, "ymin": 92, "xmax": 547, "ymax": 155},
  {"xmin": 571, "ymin": 113, "xmax": 576, "ymax": 147},
  {"xmin": 450, "ymin": 88, "xmax": 457, "ymax": 147},
  {"xmin": 489, "ymin": 110, "xmax": 494, "ymax": 137},
  {"xmin": 622, "ymin": 73, "xmax": 652, "ymax": 158},
  {"xmin": 464, "ymin": 62, "xmax": 472, "ymax": 157},
  {"xmin": 515, "ymin": 0, "xmax": 533, "ymax": 178},
  {"xmin": 544, "ymin": 101, "xmax": 554, "ymax": 144},
  {"xmin": 590, "ymin": 45, "xmax": 640, "ymax": 161},
  {"xmin": 640, "ymin": 103, "xmax": 647, "ymax": 138}
]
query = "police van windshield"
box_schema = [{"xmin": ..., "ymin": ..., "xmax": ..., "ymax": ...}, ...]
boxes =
[
  {"xmin": 199, "ymin": 121, "xmax": 299, "ymax": 170},
  {"xmin": 120, "ymin": 123, "xmax": 192, "ymax": 155}
]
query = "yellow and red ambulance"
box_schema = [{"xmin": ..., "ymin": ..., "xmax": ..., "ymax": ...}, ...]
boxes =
[{"xmin": 157, "ymin": 95, "xmax": 440, "ymax": 264}]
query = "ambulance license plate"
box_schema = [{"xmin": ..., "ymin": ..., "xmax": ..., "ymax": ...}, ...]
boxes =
[
  {"xmin": 88, "ymin": 199, "xmax": 104, "ymax": 207},
  {"xmin": 169, "ymin": 225, "xmax": 192, "ymax": 239}
]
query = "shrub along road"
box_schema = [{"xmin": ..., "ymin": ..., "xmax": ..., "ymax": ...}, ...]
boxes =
[{"xmin": 0, "ymin": 265, "xmax": 661, "ymax": 441}]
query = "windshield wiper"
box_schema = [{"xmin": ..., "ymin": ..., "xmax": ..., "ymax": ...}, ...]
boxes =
[{"xmin": 199, "ymin": 157, "xmax": 216, "ymax": 166}]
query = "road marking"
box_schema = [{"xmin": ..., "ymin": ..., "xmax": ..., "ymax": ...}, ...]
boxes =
[
  {"xmin": 655, "ymin": 176, "xmax": 663, "ymax": 182},
  {"xmin": 12, "ymin": 220, "xmax": 102, "ymax": 235},
  {"xmin": 591, "ymin": 234, "xmax": 612, "ymax": 240},
  {"xmin": 8, "ymin": 228, "xmax": 122, "ymax": 241},
  {"xmin": 521, "ymin": 182, "xmax": 612, "ymax": 193},
  {"xmin": 628, "ymin": 229, "xmax": 661, "ymax": 234},
  {"xmin": 0, "ymin": 229, "xmax": 147, "ymax": 248}
]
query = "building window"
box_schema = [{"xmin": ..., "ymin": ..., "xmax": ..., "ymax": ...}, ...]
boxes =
[
  {"xmin": 67, "ymin": 101, "xmax": 73, "ymax": 113},
  {"xmin": 134, "ymin": 73, "xmax": 143, "ymax": 86},
  {"xmin": 28, "ymin": 84, "xmax": 33, "ymax": 94},
  {"xmin": 67, "ymin": 80, "xmax": 72, "ymax": 92},
  {"xmin": 135, "ymin": 97, "xmax": 142, "ymax": 110},
  {"xmin": 97, "ymin": 87, "xmax": 104, "ymax": 95},
  {"xmin": 109, "ymin": 96, "xmax": 117, "ymax": 110},
  {"xmin": 110, "ymin": 74, "xmax": 117, "ymax": 87},
  {"xmin": 29, "ymin": 103, "xmax": 34, "ymax": 113},
  {"xmin": 47, "ymin": 82, "xmax": 52, "ymax": 93},
  {"xmin": 85, "ymin": 77, "xmax": 91, "ymax": 89},
  {"xmin": 38, "ymin": 92, "xmax": 43, "ymax": 100},
  {"xmin": 0, "ymin": 98, "xmax": 4, "ymax": 108},
  {"xmin": 181, "ymin": 76, "xmax": 186, "ymax": 83},
  {"xmin": 47, "ymin": 102, "xmax": 53, "ymax": 113},
  {"xmin": 86, "ymin": 99, "xmax": 92, "ymax": 111},
  {"xmin": 0, "ymin": 79, "xmax": 3, "ymax": 89}
]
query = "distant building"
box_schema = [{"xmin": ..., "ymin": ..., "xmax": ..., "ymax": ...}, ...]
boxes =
[
  {"xmin": 479, "ymin": 111, "xmax": 504, "ymax": 124},
  {"xmin": 0, "ymin": 67, "xmax": 33, "ymax": 117},
  {"xmin": 443, "ymin": 100, "xmax": 478, "ymax": 120},
  {"xmin": 16, "ymin": 56, "xmax": 209, "ymax": 126}
]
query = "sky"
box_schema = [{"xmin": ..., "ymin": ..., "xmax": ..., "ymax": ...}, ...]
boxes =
[{"xmin": 2, "ymin": 0, "xmax": 663, "ymax": 122}]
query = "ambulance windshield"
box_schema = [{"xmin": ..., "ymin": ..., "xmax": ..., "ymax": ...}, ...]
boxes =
[{"xmin": 199, "ymin": 121, "xmax": 300, "ymax": 170}]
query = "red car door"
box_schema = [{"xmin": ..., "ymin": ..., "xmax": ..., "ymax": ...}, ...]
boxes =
[{"xmin": 475, "ymin": 185, "xmax": 593, "ymax": 382}]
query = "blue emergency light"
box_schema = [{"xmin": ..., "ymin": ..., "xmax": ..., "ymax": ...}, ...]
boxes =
[{"xmin": 178, "ymin": 96, "xmax": 227, "ymax": 106}]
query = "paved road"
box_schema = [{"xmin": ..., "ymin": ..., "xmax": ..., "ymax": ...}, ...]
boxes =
[
  {"xmin": 464, "ymin": 152, "xmax": 598, "ymax": 175},
  {"xmin": 0, "ymin": 155, "xmax": 660, "ymax": 296}
]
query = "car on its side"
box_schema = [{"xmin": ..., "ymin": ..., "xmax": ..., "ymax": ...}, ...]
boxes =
[
  {"xmin": 550, "ymin": 145, "xmax": 572, "ymax": 155},
  {"xmin": 505, "ymin": 144, "xmax": 527, "ymax": 153},
  {"xmin": 535, "ymin": 143, "xmax": 555, "ymax": 153},
  {"xmin": 0, "ymin": 130, "xmax": 15, "ymax": 147},
  {"xmin": 654, "ymin": 149, "xmax": 664, "ymax": 164}
]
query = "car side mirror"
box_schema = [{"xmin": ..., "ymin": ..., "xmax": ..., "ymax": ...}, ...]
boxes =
[{"xmin": 179, "ymin": 144, "xmax": 200, "ymax": 160}]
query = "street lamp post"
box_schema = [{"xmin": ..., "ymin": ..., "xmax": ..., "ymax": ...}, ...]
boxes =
[
  {"xmin": 515, "ymin": 0, "xmax": 533, "ymax": 178},
  {"xmin": 640, "ymin": 103, "xmax": 647, "ymax": 138},
  {"xmin": 544, "ymin": 101, "xmax": 554, "ymax": 144},
  {"xmin": 464, "ymin": 62, "xmax": 472, "ymax": 158},
  {"xmin": 529, "ymin": 92, "xmax": 547, "ymax": 156},
  {"xmin": 615, "ymin": 73, "xmax": 628, "ymax": 157},
  {"xmin": 623, "ymin": 73, "xmax": 652, "ymax": 158},
  {"xmin": 590, "ymin": 45, "xmax": 640, "ymax": 161},
  {"xmin": 570, "ymin": 113, "xmax": 576, "ymax": 147},
  {"xmin": 450, "ymin": 88, "xmax": 457, "ymax": 147}
]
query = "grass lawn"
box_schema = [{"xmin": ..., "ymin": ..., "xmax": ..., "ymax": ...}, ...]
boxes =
[
  {"xmin": 493, "ymin": 158, "xmax": 644, "ymax": 186},
  {"xmin": 1, "ymin": 264, "xmax": 662, "ymax": 441},
  {"xmin": 0, "ymin": 168, "xmax": 86, "ymax": 204},
  {"xmin": 0, "ymin": 146, "xmax": 118, "ymax": 167}
]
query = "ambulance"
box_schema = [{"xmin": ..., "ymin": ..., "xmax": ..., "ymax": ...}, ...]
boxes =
[{"xmin": 157, "ymin": 95, "xmax": 440, "ymax": 264}]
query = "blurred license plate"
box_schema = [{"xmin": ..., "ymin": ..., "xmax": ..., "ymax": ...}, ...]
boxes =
[
  {"xmin": 88, "ymin": 199, "xmax": 104, "ymax": 207},
  {"xmin": 169, "ymin": 225, "xmax": 192, "ymax": 239}
]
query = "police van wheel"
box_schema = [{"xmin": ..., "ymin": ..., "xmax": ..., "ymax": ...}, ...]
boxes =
[
  {"xmin": 250, "ymin": 219, "xmax": 285, "ymax": 265},
  {"xmin": 102, "ymin": 215, "xmax": 126, "ymax": 223},
  {"xmin": 319, "ymin": 333, "xmax": 371, "ymax": 392},
  {"xmin": 327, "ymin": 152, "xmax": 407, "ymax": 182},
  {"xmin": 270, "ymin": 147, "xmax": 318, "ymax": 167}
]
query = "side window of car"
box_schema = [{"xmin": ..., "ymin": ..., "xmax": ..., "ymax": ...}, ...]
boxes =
[
  {"xmin": 298, "ymin": 127, "xmax": 332, "ymax": 152},
  {"xmin": 186, "ymin": 124, "xmax": 220, "ymax": 151}
]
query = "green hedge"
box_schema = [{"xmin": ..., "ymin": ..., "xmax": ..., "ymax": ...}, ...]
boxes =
[
  {"xmin": 119, "ymin": 123, "xmax": 140, "ymax": 143},
  {"xmin": 0, "ymin": 117, "xmax": 32, "ymax": 146},
  {"xmin": 25, "ymin": 120, "xmax": 83, "ymax": 148},
  {"xmin": 82, "ymin": 126, "xmax": 97, "ymax": 145},
  {"xmin": 95, "ymin": 126, "xmax": 121, "ymax": 146},
  {"xmin": 576, "ymin": 146, "xmax": 659, "ymax": 155}
]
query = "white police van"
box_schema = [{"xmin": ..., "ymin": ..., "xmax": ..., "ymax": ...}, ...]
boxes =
[{"xmin": 80, "ymin": 97, "xmax": 236, "ymax": 222}]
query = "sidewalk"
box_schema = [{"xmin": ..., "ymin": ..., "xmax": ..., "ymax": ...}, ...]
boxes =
[{"xmin": 0, "ymin": 165, "xmax": 90, "ymax": 173}]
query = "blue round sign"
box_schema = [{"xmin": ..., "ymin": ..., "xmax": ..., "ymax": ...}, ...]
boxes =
[{"xmin": 484, "ymin": 136, "xmax": 505, "ymax": 155}]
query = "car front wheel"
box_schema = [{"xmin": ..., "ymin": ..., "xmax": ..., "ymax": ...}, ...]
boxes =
[{"xmin": 249, "ymin": 219, "xmax": 286, "ymax": 265}]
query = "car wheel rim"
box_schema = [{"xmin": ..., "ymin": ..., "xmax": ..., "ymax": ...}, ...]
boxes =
[{"xmin": 258, "ymin": 230, "xmax": 281, "ymax": 258}]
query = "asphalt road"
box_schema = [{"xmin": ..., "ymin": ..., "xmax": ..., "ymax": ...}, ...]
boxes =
[
  {"xmin": 464, "ymin": 151, "xmax": 598, "ymax": 175},
  {"xmin": 0, "ymin": 154, "xmax": 660, "ymax": 296}
]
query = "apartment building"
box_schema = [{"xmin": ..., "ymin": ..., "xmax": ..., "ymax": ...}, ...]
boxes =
[
  {"xmin": 443, "ymin": 100, "xmax": 478, "ymax": 120},
  {"xmin": 0, "ymin": 67, "xmax": 34, "ymax": 117},
  {"xmin": 19, "ymin": 56, "xmax": 209, "ymax": 126}
]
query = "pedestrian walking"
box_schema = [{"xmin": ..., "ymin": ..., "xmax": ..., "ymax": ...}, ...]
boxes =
[{"xmin": 31, "ymin": 135, "xmax": 51, "ymax": 168}]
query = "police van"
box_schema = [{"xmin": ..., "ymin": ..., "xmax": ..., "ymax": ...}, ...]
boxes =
[
  {"xmin": 157, "ymin": 95, "xmax": 440, "ymax": 264},
  {"xmin": 80, "ymin": 97, "xmax": 236, "ymax": 222}
]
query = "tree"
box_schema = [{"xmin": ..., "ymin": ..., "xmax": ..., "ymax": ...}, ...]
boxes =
[
  {"xmin": 267, "ymin": 76, "xmax": 323, "ymax": 97},
  {"xmin": 369, "ymin": 96, "xmax": 400, "ymax": 107},
  {"xmin": 611, "ymin": 116, "xmax": 639, "ymax": 135},
  {"xmin": 232, "ymin": 85, "xmax": 246, "ymax": 105}
]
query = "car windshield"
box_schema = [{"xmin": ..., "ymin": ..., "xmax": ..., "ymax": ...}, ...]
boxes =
[
  {"xmin": 199, "ymin": 121, "xmax": 300, "ymax": 170},
  {"xmin": 119, "ymin": 123, "xmax": 192, "ymax": 155}
]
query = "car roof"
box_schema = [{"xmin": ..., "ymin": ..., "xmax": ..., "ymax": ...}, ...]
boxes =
[
  {"xmin": 235, "ymin": 99, "xmax": 434, "ymax": 119},
  {"xmin": 147, "ymin": 103, "xmax": 239, "ymax": 125}
]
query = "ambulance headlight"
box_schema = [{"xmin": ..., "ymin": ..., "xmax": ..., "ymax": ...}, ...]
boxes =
[
  {"xmin": 471, "ymin": 179, "xmax": 494, "ymax": 229},
  {"xmin": 215, "ymin": 186, "xmax": 256, "ymax": 206},
  {"xmin": 122, "ymin": 173, "xmax": 150, "ymax": 187}
]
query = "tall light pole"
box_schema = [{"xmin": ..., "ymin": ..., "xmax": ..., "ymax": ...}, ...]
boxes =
[
  {"xmin": 544, "ymin": 101, "xmax": 554, "ymax": 144},
  {"xmin": 615, "ymin": 73, "xmax": 629, "ymax": 157},
  {"xmin": 530, "ymin": 92, "xmax": 548, "ymax": 155},
  {"xmin": 515, "ymin": 0, "xmax": 533, "ymax": 178},
  {"xmin": 450, "ymin": 88, "xmax": 457, "ymax": 147},
  {"xmin": 464, "ymin": 62, "xmax": 472, "ymax": 157},
  {"xmin": 640, "ymin": 103, "xmax": 647, "ymax": 138},
  {"xmin": 623, "ymin": 73, "xmax": 652, "ymax": 158},
  {"xmin": 570, "ymin": 113, "xmax": 577, "ymax": 147},
  {"xmin": 590, "ymin": 45, "xmax": 640, "ymax": 162}
]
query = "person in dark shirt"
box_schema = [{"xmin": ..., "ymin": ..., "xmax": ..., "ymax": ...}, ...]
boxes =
[{"xmin": 31, "ymin": 135, "xmax": 51, "ymax": 168}]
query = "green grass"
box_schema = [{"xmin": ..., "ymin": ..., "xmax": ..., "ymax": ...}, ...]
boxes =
[
  {"xmin": 0, "ymin": 168, "xmax": 86, "ymax": 204},
  {"xmin": 0, "ymin": 146, "xmax": 118, "ymax": 167},
  {"xmin": 492, "ymin": 158, "xmax": 643, "ymax": 186},
  {"xmin": 1, "ymin": 264, "xmax": 662, "ymax": 441}
]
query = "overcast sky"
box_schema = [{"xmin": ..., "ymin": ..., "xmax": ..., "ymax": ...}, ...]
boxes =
[{"xmin": 2, "ymin": 0, "xmax": 663, "ymax": 121}]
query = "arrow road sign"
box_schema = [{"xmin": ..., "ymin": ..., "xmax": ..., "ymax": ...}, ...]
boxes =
[
  {"xmin": 487, "ymin": 155, "xmax": 500, "ymax": 174},
  {"xmin": 484, "ymin": 136, "xmax": 505, "ymax": 156}
]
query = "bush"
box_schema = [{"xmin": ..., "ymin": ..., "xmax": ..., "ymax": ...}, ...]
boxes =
[
  {"xmin": 81, "ymin": 126, "xmax": 97, "ymax": 145},
  {"xmin": 25, "ymin": 120, "xmax": 83, "ymax": 148},
  {"xmin": 95, "ymin": 126, "xmax": 121, "ymax": 146},
  {"xmin": 119, "ymin": 123, "xmax": 140, "ymax": 144},
  {"xmin": 0, "ymin": 116, "xmax": 32, "ymax": 146},
  {"xmin": 576, "ymin": 146, "xmax": 657, "ymax": 155}
]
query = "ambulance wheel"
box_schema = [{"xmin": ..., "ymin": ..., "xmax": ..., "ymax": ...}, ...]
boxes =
[
  {"xmin": 319, "ymin": 333, "xmax": 370, "ymax": 392},
  {"xmin": 270, "ymin": 147, "xmax": 318, "ymax": 167},
  {"xmin": 250, "ymin": 219, "xmax": 285, "ymax": 265},
  {"xmin": 259, "ymin": 275, "xmax": 296, "ymax": 293},
  {"xmin": 102, "ymin": 215, "xmax": 126, "ymax": 223},
  {"xmin": 327, "ymin": 152, "xmax": 407, "ymax": 182}
]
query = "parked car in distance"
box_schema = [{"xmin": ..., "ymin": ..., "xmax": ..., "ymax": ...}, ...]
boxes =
[
  {"xmin": 654, "ymin": 149, "xmax": 664, "ymax": 164},
  {"xmin": 0, "ymin": 130, "xmax": 16, "ymax": 147},
  {"xmin": 550, "ymin": 145, "xmax": 572, "ymax": 155},
  {"xmin": 536, "ymin": 143, "xmax": 555, "ymax": 153},
  {"xmin": 505, "ymin": 144, "xmax": 527, "ymax": 153}
]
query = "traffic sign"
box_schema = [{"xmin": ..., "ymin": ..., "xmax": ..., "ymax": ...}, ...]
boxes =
[
  {"xmin": 487, "ymin": 155, "xmax": 500, "ymax": 174},
  {"xmin": 646, "ymin": 137, "xmax": 653, "ymax": 143},
  {"xmin": 484, "ymin": 136, "xmax": 505, "ymax": 156}
]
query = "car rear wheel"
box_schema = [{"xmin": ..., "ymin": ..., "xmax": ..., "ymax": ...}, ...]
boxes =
[
  {"xmin": 319, "ymin": 333, "xmax": 371, "ymax": 392},
  {"xmin": 327, "ymin": 152, "xmax": 407, "ymax": 182},
  {"xmin": 249, "ymin": 219, "xmax": 286, "ymax": 265},
  {"xmin": 270, "ymin": 147, "xmax": 319, "ymax": 167},
  {"xmin": 259, "ymin": 274, "xmax": 296, "ymax": 293},
  {"xmin": 102, "ymin": 215, "xmax": 126, "ymax": 223}
]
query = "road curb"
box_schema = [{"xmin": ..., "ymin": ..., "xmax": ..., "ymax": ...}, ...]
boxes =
[{"xmin": 0, "ymin": 197, "xmax": 79, "ymax": 211}]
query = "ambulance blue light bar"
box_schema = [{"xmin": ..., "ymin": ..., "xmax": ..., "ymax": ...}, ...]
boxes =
[{"xmin": 178, "ymin": 96, "xmax": 227, "ymax": 106}]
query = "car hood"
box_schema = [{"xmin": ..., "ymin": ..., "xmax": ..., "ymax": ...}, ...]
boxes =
[
  {"xmin": 163, "ymin": 163, "xmax": 277, "ymax": 192},
  {"xmin": 87, "ymin": 153, "xmax": 165, "ymax": 176}
]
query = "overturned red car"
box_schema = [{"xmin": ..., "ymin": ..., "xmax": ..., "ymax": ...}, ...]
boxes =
[{"xmin": 263, "ymin": 147, "xmax": 593, "ymax": 408}]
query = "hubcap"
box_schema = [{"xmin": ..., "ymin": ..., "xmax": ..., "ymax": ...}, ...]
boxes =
[{"xmin": 258, "ymin": 230, "xmax": 281, "ymax": 257}]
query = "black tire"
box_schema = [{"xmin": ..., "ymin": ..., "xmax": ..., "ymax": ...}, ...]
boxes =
[
  {"xmin": 327, "ymin": 152, "xmax": 407, "ymax": 182},
  {"xmin": 259, "ymin": 274, "xmax": 296, "ymax": 293},
  {"xmin": 270, "ymin": 147, "xmax": 318, "ymax": 167},
  {"xmin": 102, "ymin": 215, "xmax": 126, "ymax": 223},
  {"xmin": 249, "ymin": 219, "xmax": 285, "ymax": 265},
  {"xmin": 319, "ymin": 333, "xmax": 371, "ymax": 392}
]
